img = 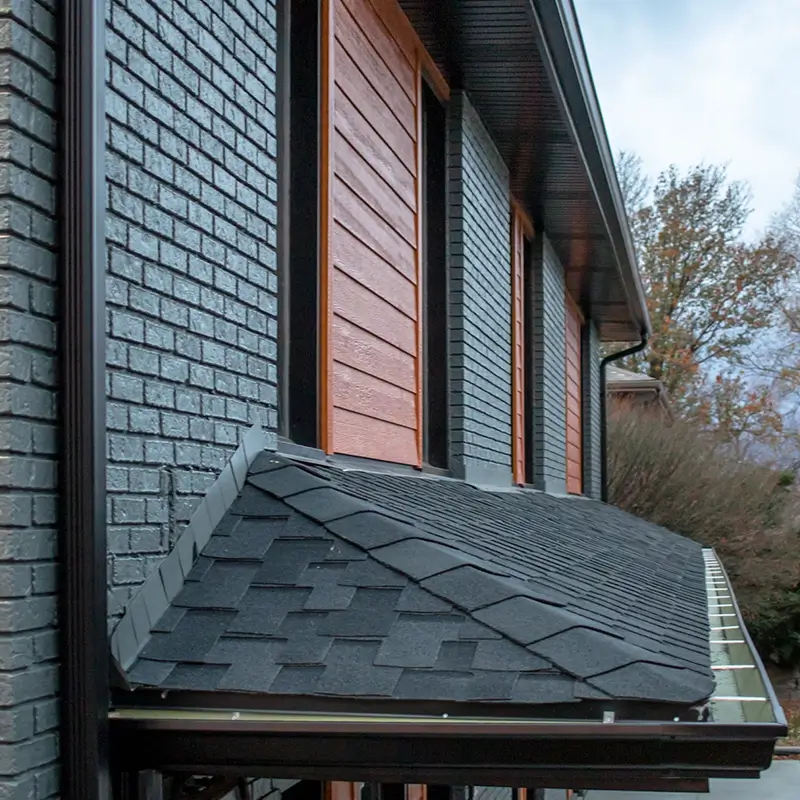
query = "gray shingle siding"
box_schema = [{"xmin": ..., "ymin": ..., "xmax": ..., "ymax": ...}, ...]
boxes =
[
  {"xmin": 582, "ymin": 320, "xmax": 602, "ymax": 500},
  {"xmin": 105, "ymin": 0, "xmax": 279, "ymax": 622},
  {"xmin": 447, "ymin": 92, "xmax": 513, "ymax": 485},
  {"xmin": 531, "ymin": 235, "xmax": 567, "ymax": 494},
  {"xmin": 0, "ymin": 0, "xmax": 60, "ymax": 796}
]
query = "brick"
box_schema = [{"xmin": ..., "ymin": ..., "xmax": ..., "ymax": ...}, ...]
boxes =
[
  {"xmin": 130, "ymin": 526, "xmax": 162, "ymax": 553},
  {"xmin": 109, "ymin": 434, "xmax": 144, "ymax": 463},
  {"xmin": 0, "ymin": 706, "xmax": 34, "ymax": 743},
  {"xmin": 128, "ymin": 467, "xmax": 162, "ymax": 494},
  {"xmin": 0, "ymin": 635, "xmax": 34, "ymax": 672},
  {"xmin": 33, "ymin": 699, "xmax": 58, "ymax": 734},
  {"xmin": 143, "ymin": 439, "xmax": 175, "ymax": 465},
  {"xmin": 97, "ymin": 0, "xmax": 280, "ymax": 640},
  {"xmin": 112, "ymin": 556, "xmax": 145, "ymax": 585},
  {"xmin": 31, "ymin": 563, "xmax": 56, "ymax": 594},
  {"xmin": 0, "ymin": 598, "xmax": 55, "ymax": 634}
]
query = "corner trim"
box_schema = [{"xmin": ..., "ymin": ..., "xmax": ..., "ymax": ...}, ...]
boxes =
[
  {"xmin": 111, "ymin": 425, "xmax": 272, "ymax": 671},
  {"xmin": 60, "ymin": 0, "xmax": 108, "ymax": 795}
]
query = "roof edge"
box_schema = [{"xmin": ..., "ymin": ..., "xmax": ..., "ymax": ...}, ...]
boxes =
[
  {"xmin": 530, "ymin": 0, "xmax": 652, "ymax": 338},
  {"xmin": 109, "ymin": 707, "xmax": 784, "ymax": 788},
  {"xmin": 109, "ymin": 424, "xmax": 274, "ymax": 672}
]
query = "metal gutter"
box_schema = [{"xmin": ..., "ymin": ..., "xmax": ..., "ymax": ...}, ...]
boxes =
[
  {"xmin": 109, "ymin": 706, "xmax": 785, "ymax": 789},
  {"xmin": 529, "ymin": 0, "xmax": 651, "ymax": 338},
  {"xmin": 704, "ymin": 549, "xmax": 788, "ymax": 728},
  {"xmin": 60, "ymin": 0, "xmax": 108, "ymax": 795}
]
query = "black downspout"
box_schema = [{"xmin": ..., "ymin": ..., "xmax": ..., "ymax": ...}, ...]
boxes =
[
  {"xmin": 61, "ymin": 0, "xmax": 108, "ymax": 796},
  {"xmin": 599, "ymin": 333, "xmax": 648, "ymax": 502}
]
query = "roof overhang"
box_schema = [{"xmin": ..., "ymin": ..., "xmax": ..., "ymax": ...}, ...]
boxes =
[
  {"xmin": 399, "ymin": 0, "xmax": 651, "ymax": 341},
  {"xmin": 109, "ymin": 704, "xmax": 783, "ymax": 791}
]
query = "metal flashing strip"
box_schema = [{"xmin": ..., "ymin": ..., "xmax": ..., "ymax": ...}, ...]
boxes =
[
  {"xmin": 108, "ymin": 704, "xmax": 780, "ymax": 737},
  {"xmin": 110, "ymin": 425, "xmax": 273, "ymax": 670},
  {"xmin": 703, "ymin": 549, "xmax": 787, "ymax": 726}
]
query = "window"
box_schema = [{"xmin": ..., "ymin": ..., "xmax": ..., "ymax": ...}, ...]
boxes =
[
  {"xmin": 279, "ymin": 0, "xmax": 321, "ymax": 448},
  {"xmin": 422, "ymin": 79, "xmax": 448, "ymax": 469}
]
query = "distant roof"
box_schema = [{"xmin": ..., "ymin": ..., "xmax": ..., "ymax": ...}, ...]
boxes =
[
  {"xmin": 116, "ymin": 454, "xmax": 713, "ymax": 709},
  {"xmin": 606, "ymin": 365, "xmax": 661, "ymax": 388}
]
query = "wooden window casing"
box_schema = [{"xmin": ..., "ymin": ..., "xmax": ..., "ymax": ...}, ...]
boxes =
[
  {"xmin": 565, "ymin": 291, "xmax": 584, "ymax": 495},
  {"xmin": 511, "ymin": 202, "xmax": 534, "ymax": 485}
]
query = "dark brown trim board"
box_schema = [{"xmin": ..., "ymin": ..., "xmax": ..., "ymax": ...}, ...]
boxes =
[{"xmin": 60, "ymin": 0, "xmax": 109, "ymax": 796}]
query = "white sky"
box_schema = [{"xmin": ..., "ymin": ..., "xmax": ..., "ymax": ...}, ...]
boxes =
[{"xmin": 574, "ymin": 0, "xmax": 800, "ymax": 237}]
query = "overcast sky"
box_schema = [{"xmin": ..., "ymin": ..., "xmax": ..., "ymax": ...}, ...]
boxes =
[{"xmin": 574, "ymin": 0, "xmax": 800, "ymax": 237}]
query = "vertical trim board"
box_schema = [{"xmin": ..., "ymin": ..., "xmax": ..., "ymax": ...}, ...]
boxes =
[
  {"xmin": 320, "ymin": 0, "xmax": 336, "ymax": 453},
  {"xmin": 511, "ymin": 209, "xmax": 526, "ymax": 484}
]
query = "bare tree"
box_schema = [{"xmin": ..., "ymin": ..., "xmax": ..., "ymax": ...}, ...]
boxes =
[{"xmin": 615, "ymin": 150, "xmax": 650, "ymax": 218}]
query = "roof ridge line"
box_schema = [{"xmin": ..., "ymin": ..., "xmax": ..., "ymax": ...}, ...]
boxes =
[{"xmin": 110, "ymin": 425, "xmax": 273, "ymax": 672}]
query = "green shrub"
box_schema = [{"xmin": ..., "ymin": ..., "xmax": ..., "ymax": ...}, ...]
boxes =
[{"xmin": 608, "ymin": 400, "xmax": 800, "ymax": 668}]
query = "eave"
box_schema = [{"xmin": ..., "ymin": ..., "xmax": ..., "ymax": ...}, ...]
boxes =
[
  {"xmin": 109, "ymin": 705, "xmax": 784, "ymax": 791},
  {"xmin": 398, "ymin": 0, "xmax": 650, "ymax": 341}
]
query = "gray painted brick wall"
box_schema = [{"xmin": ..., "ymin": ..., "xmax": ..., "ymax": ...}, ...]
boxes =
[
  {"xmin": 105, "ymin": 0, "xmax": 279, "ymax": 622},
  {"xmin": 447, "ymin": 92, "xmax": 513, "ymax": 485},
  {"xmin": 0, "ymin": 0, "xmax": 60, "ymax": 797},
  {"xmin": 582, "ymin": 321, "xmax": 602, "ymax": 500},
  {"xmin": 531, "ymin": 235, "xmax": 567, "ymax": 494}
]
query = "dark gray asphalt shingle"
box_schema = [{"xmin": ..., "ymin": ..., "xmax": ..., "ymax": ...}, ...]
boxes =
[{"xmin": 123, "ymin": 453, "xmax": 715, "ymax": 707}]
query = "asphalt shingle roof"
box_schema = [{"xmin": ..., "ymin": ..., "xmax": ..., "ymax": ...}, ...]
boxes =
[{"xmin": 124, "ymin": 453, "xmax": 714, "ymax": 707}]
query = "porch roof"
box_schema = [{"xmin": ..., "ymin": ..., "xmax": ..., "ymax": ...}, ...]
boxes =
[
  {"xmin": 113, "ymin": 453, "xmax": 713, "ymax": 707},
  {"xmin": 109, "ymin": 445, "xmax": 786, "ymax": 788}
]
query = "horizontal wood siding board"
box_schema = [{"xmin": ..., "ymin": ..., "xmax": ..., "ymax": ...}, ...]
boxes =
[
  {"xmin": 565, "ymin": 292, "xmax": 583, "ymax": 494},
  {"xmin": 332, "ymin": 316, "xmax": 416, "ymax": 392},
  {"xmin": 334, "ymin": 177, "xmax": 416, "ymax": 281},
  {"xmin": 334, "ymin": 43, "xmax": 416, "ymax": 166},
  {"xmin": 332, "ymin": 270, "xmax": 417, "ymax": 355},
  {"xmin": 343, "ymin": 0, "xmax": 416, "ymax": 94},
  {"xmin": 333, "ymin": 360, "xmax": 416, "ymax": 428},
  {"xmin": 333, "ymin": 406, "xmax": 418, "ymax": 463},
  {"xmin": 368, "ymin": 0, "xmax": 448, "ymax": 100},
  {"xmin": 333, "ymin": 222, "xmax": 417, "ymax": 317},
  {"xmin": 334, "ymin": 89, "xmax": 416, "ymax": 207},
  {"xmin": 334, "ymin": 132, "xmax": 417, "ymax": 245},
  {"xmin": 337, "ymin": 0, "xmax": 416, "ymax": 121}
]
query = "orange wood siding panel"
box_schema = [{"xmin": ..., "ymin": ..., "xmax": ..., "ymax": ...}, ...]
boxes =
[
  {"xmin": 329, "ymin": 0, "xmax": 423, "ymax": 465},
  {"xmin": 327, "ymin": 784, "xmax": 360, "ymax": 800},
  {"xmin": 565, "ymin": 294, "xmax": 583, "ymax": 495},
  {"xmin": 511, "ymin": 211, "xmax": 526, "ymax": 485}
]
